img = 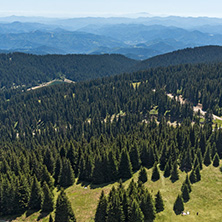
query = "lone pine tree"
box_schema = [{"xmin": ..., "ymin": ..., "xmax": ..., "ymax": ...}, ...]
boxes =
[{"xmin": 173, "ymin": 194, "xmax": 184, "ymax": 215}]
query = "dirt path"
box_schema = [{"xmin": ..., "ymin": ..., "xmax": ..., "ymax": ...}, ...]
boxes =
[
  {"xmin": 27, "ymin": 78, "xmax": 75, "ymax": 91},
  {"xmin": 167, "ymin": 93, "xmax": 222, "ymax": 121}
]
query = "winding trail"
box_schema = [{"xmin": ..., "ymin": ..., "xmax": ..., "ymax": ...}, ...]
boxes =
[{"xmin": 167, "ymin": 93, "xmax": 222, "ymax": 121}]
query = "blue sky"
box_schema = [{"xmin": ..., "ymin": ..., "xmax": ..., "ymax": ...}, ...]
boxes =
[{"xmin": 0, "ymin": 0, "xmax": 222, "ymax": 18}]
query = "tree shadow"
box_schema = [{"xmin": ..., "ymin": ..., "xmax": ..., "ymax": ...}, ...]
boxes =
[{"xmin": 76, "ymin": 179, "xmax": 128, "ymax": 189}]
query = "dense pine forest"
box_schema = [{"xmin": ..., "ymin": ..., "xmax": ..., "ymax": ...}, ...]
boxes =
[{"xmin": 0, "ymin": 47, "xmax": 222, "ymax": 221}]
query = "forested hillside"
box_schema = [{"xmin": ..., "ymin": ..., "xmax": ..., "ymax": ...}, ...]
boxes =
[
  {"xmin": 132, "ymin": 45, "xmax": 222, "ymax": 71},
  {"xmin": 0, "ymin": 57, "xmax": 222, "ymax": 221},
  {"xmin": 0, "ymin": 53, "xmax": 137, "ymax": 88}
]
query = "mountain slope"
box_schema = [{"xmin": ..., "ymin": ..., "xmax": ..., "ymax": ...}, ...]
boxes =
[{"xmin": 132, "ymin": 45, "xmax": 222, "ymax": 71}]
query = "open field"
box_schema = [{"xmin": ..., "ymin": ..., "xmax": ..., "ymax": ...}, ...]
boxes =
[{"xmin": 1, "ymin": 161, "xmax": 221, "ymax": 222}]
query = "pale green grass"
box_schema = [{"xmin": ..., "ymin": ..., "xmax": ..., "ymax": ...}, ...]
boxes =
[{"xmin": 2, "ymin": 161, "xmax": 222, "ymax": 222}]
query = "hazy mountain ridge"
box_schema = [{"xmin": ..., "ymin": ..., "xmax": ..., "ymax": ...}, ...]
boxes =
[{"xmin": 1, "ymin": 16, "xmax": 222, "ymax": 59}]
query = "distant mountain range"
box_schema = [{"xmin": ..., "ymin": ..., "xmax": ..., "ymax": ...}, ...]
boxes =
[{"xmin": 1, "ymin": 16, "xmax": 222, "ymax": 59}]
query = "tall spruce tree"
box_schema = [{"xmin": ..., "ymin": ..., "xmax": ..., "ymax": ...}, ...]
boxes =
[
  {"xmin": 195, "ymin": 165, "xmax": 201, "ymax": 182},
  {"xmin": 203, "ymin": 144, "xmax": 211, "ymax": 166},
  {"xmin": 128, "ymin": 199, "xmax": 144, "ymax": 222},
  {"xmin": 29, "ymin": 175, "xmax": 43, "ymax": 211},
  {"xmin": 181, "ymin": 175, "xmax": 192, "ymax": 193},
  {"xmin": 173, "ymin": 195, "xmax": 184, "ymax": 215},
  {"xmin": 181, "ymin": 184, "xmax": 190, "ymax": 202},
  {"xmin": 189, "ymin": 168, "xmax": 197, "ymax": 184},
  {"xmin": 107, "ymin": 194, "xmax": 125, "ymax": 222},
  {"xmin": 95, "ymin": 190, "xmax": 107, "ymax": 222},
  {"xmin": 119, "ymin": 149, "xmax": 133, "ymax": 179},
  {"xmin": 42, "ymin": 181, "xmax": 54, "ymax": 213},
  {"xmin": 213, "ymin": 153, "xmax": 220, "ymax": 167},
  {"xmin": 170, "ymin": 161, "xmax": 179, "ymax": 182},
  {"xmin": 59, "ymin": 158, "xmax": 75, "ymax": 187},
  {"xmin": 155, "ymin": 191, "xmax": 164, "ymax": 213},
  {"xmin": 55, "ymin": 189, "xmax": 76, "ymax": 222},
  {"xmin": 140, "ymin": 190, "xmax": 156, "ymax": 221},
  {"xmin": 151, "ymin": 162, "xmax": 160, "ymax": 182},
  {"xmin": 138, "ymin": 166, "xmax": 148, "ymax": 183}
]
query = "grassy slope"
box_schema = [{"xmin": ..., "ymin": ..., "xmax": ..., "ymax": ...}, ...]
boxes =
[{"xmin": 2, "ymin": 161, "xmax": 222, "ymax": 222}]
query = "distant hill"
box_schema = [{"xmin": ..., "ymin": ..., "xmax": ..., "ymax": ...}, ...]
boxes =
[
  {"xmin": 0, "ymin": 53, "xmax": 137, "ymax": 88},
  {"xmin": 132, "ymin": 45, "xmax": 222, "ymax": 71}
]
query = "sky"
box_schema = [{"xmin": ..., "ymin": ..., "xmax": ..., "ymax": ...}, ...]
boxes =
[{"xmin": 0, "ymin": 0, "xmax": 222, "ymax": 18}]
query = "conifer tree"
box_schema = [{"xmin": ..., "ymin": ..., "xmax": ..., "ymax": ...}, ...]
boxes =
[
  {"xmin": 170, "ymin": 161, "xmax": 179, "ymax": 182},
  {"xmin": 55, "ymin": 189, "xmax": 76, "ymax": 222},
  {"xmin": 155, "ymin": 191, "xmax": 164, "ymax": 213},
  {"xmin": 138, "ymin": 166, "xmax": 147, "ymax": 183},
  {"xmin": 181, "ymin": 184, "xmax": 190, "ymax": 202},
  {"xmin": 59, "ymin": 158, "xmax": 75, "ymax": 187},
  {"xmin": 42, "ymin": 165, "xmax": 55, "ymax": 191},
  {"xmin": 16, "ymin": 175, "xmax": 31, "ymax": 213},
  {"xmin": 92, "ymin": 155, "xmax": 105, "ymax": 184},
  {"xmin": 129, "ymin": 144, "xmax": 141, "ymax": 171},
  {"xmin": 107, "ymin": 151, "xmax": 118, "ymax": 182},
  {"xmin": 203, "ymin": 144, "xmax": 211, "ymax": 166},
  {"xmin": 189, "ymin": 168, "xmax": 197, "ymax": 184},
  {"xmin": 163, "ymin": 160, "xmax": 171, "ymax": 178},
  {"xmin": 128, "ymin": 200, "xmax": 144, "ymax": 222},
  {"xmin": 151, "ymin": 162, "xmax": 160, "ymax": 182},
  {"xmin": 195, "ymin": 165, "xmax": 201, "ymax": 182},
  {"xmin": 107, "ymin": 195, "xmax": 125, "ymax": 222},
  {"xmin": 42, "ymin": 181, "xmax": 54, "ymax": 213},
  {"xmin": 119, "ymin": 149, "xmax": 133, "ymax": 179},
  {"xmin": 173, "ymin": 195, "xmax": 184, "ymax": 215},
  {"xmin": 213, "ymin": 153, "xmax": 220, "ymax": 167},
  {"xmin": 54, "ymin": 157, "xmax": 62, "ymax": 185},
  {"xmin": 29, "ymin": 175, "xmax": 43, "ymax": 211},
  {"xmin": 196, "ymin": 148, "xmax": 203, "ymax": 170},
  {"xmin": 95, "ymin": 191, "xmax": 107, "ymax": 222},
  {"xmin": 140, "ymin": 190, "xmax": 156, "ymax": 221},
  {"xmin": 181, "ymin": 175, "xmax": 192, "ymax": 193}
]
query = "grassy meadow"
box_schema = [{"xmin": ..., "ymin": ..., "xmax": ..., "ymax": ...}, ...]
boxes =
[{"xmin": 1, "ymin": 161, "xmax": 222, "ymax": 222}]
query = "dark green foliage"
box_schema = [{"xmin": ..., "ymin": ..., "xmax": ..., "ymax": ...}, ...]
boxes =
[
  {"xmin": 59, "ymin": 158, "xmax": 75, "ymax": 187},
  {"xmin": 29, "ymin": 176, "xmax": 43, "ymax": 211},
  {"xmin": 129, "ymin": 144, "xmax": 141, "ymax": 171},
  {"xmin": 138, "ymin": 166, "xmax": 148, "ymax": 183},
  {"xmin": 107, "ymin": 195, "xmax": 125, "ymax": 222},
  {"xmin": 16, "ymin": 175, "xmax": 31, "ymax": 213},
  {"xmin": 195, "ymin": 165, "xmax": 201, "ymax": 182},
  {"xmin": 163, "ymin": 160, "xmax": 171, "ymax": 178},
  {"xmin": 181, "ymin": 175, "xmax": 192, "ymax": 193},
  {"xmin": 140, "ymin": 190, "xmax": 156, "ymax": 221},
  {"xmin": 155, "ymin": 191, "xmax": 164, "ymax": 213},
  {"xmin": 42, "ymin": 182, "xmax": 54, "ymax": 213},
  {"xmin": 119, "ymin": 149, "xmax": 133, "ymax": 179},
  {"xmin": 151, "ymin": 162, "xmax": 160, "ymax": 182},
  {"xmin": 49, "ymin": 215, "xmax": 53, "ymax": 222},
  {"xmin": 128, "ymin": 200, "xmax": 144, "ymax": 222},
  {"xmin": 213, "ymin": 153, "xmax": 220, "ymax": 167},
  {"xmin": 170, "ymin": 161, "xmax": 179, "ymax": 182},
  {"xmin": 95, "ymin": 191, "xmax": 107, "ymax": 222},
  {"xmin": 173, "ymin": 195, "xmax": 184, "ymax": 215},
  {"xmin": 55, "ymin": 189, "xmax": 76, "ymax": 222},
  {"xmin": 189, "ymin": 168, "xmax": 197, "ymax": 184},
  {"xmin": 181, "ymin": 184, "xmax": 190, "ymax": 202},
  {"xmin": 204, "ymin": 145, "xmax": 211, "ymax": 166},
  {"xmin": 42, "ymin": 165, "xmax": 55, "ymax": 191}
]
